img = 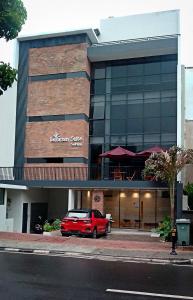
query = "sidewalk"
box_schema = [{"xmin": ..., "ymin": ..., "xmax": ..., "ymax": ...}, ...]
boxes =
[{"xmin": 0, "ymin": 230, "xmax": 192, "ymax": 265}]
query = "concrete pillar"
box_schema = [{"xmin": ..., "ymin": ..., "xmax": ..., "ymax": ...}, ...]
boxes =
[
  {"xmin": 68, "ymin": 189, "xmax": 75, "ymax": 210},
  {"xmin": 77, "ymin": 191, "xmax": 81, "ymax": 209}
]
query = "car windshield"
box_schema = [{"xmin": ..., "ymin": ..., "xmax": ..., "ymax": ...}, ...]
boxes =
[{"xmin": 67, "ymin": 211, "xmax": 89, "ymax": 218}]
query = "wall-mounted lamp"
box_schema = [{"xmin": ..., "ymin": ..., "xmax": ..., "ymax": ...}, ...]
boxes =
[
  {"xmin": 132, "ymin": 192, "xmax": 139, "ymax": 198},
  {"xmin": 144, "ymin": 192, "xmax": 152, "ymax": 198},
  {"xmin": 87, "ymin": 191, "xmax": 90, "ymax": 198},
  {"xmin": 120, "ymin": 192, "xmax": 126, "ymax": 198}
]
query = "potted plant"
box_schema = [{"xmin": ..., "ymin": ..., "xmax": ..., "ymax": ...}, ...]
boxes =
[
  {"xmin": 43, "ymin": 218, "xmax": 61, "ymax": 236},
  {"xmin": 183, "ymin": 183, "xmax": 193, "ymax": 210},
  {"xmin": 155, "ymin": 216, "xmax": 172, "ymax": 241}
]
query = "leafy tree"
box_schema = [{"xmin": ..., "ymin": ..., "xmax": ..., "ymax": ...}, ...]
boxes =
[
  {"xmin": 0, "ymin": 0, "xmax": 27, "ymax": 95},
  {"xmin": 144, "ymin": 146, "xmax": 193, "ymax": 225}
]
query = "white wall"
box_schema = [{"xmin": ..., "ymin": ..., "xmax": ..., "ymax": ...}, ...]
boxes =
[
  {"xmin": 185, "ymin": 68, "xmax": 193, "ymax": 120},
  {"xmin": 99, "ymin": 10, "xmax": 179, "ymax": 42},
  {"xmin": 7, "ymin": 188, "xmax": 48, "ymax": 232},
  {"xmin": 0, "ymin": 189, "xmax": 7, "ymax": 231},
  {"xmin": 0, "ymin": 39, "xmax": 18, "ymax": 166}
]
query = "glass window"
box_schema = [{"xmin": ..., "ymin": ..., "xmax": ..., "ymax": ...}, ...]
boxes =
[
  {"xmin": 144, "ymin": 101, "xmax": 160, "ymax": 117},
  {"xmin": 127, "ymin": 135, "xmax": 143, "ymax": 143},
  {"xmin": 161, "ymin": 73, "xmax": 177, "ymax": 82},
  {"xmin": 127, "ymin": 118, "xmax": 143, "ymax": 134},
  {"xmin": 144, "ymin": 118, "xmax": 160, "ymax": 133},
  {"xmin": 144, "ymin": 91, "xmax": 160, "ymax": 99},
  {"xmin": 128, "ymin": 103, "xmax": 143, "ymax": 118},
  {"xmin": 161, "ymin": 61, "xmax": 177, "ymax": 73},
  {"xmin": 92, "ymin": 79, "xmax": 106, "ymax": 94},
  {"xmin": 111, "ymin": 94, "xmax": 127, "ymax": 101},
  {"xmin": 144, "ymin": 75, "xmax": 160, "ymax": 84},
  {"xmin": 128, "ymin": 64, "xmax": 143, "ymax": 76},
  {"xmin": 128, "ymin": 92, "xmax": 143, "ymax": 100},
  {"xmin": 128, "ymin": 76, "xmax": 143, "ymax": 85},
  {"xmin": 67, "ymin": 211, "xmax": 89, "ymax": 218},
  {"xmin": 94, "ymin": 68, "xmax": 105, "ymax": 79},
  {"xmin": 161, "ymin": 90, "xmax": 177, "ymax": 98},
  {"xmin": 90, "ymin": 137, "xmax": 104, "ymax": 144},
  {"xmin": 91, "ymin": 95, "xmax": 105, "ymax": 102},
  {"xmin": 144, "ymin": 134, "xmax": 160, "ymax": 143},
  {"xmin": 111, "ymin": 65, "xmax": 128, "ymax": 78},
  {"xmin": 111, "ymin": 136, "xmax": 126, "ymax": 145},
  {"xmin": 90, "ymin": 102, "xmax": 105, "ymax": 119},
  {"xmin": 144, "ymin": 62, "xmax": 160, "ymax": 75},
  {"xmin": 90, "ymin": 120, "xmax": 105, "ymax": 136},
  {"xmin": 0, "ymin": 189, "xmax": 4, "ymax": 205},
  {"xmin": 111, "ymin": 119, "xmax": 126, "ymax": 134},
  {"xmin": 111, "ymin": 102, "xmax": 127, "ymax": 119},
  {"xmin": 161, "ymin": 133, "xmax": 176, "ymax": 143},
  {"xmin": 161, "ymin": 99, "xmax": 176, "ymax": 117},
  {"xmin": 161, "ymin": 117, "xmax": 176, "ymax": 133}
]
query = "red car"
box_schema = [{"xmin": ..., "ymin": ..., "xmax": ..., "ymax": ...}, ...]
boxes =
[{"xmin": 60, "ymin": 209, "xmax": 109, "ymax": 238}]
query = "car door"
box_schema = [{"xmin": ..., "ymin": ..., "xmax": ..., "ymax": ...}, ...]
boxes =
[{"xmin": 94, "ymin": 210, "xmax": 106, "ymax": 233}]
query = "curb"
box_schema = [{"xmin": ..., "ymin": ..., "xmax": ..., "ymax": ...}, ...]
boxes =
[{"xmin": 0, "ymin": 246, "xmax": 192, "ymax": 265}]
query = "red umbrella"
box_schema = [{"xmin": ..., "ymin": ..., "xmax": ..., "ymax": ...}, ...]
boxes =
[
  {"xmin": 99, "ymin": 146, "xmax": 136, "ymax": 158},
  {"xmin": 137, "ymin": 146, "xmax": 166, "ymax": 157}
]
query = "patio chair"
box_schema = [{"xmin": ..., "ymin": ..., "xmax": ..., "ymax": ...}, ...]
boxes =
[
  {"xmin": 113, "ymin": 168, "xmax": 123, "ymax": 180},
  {"xmin": 126, "ymin": 171, "xmax": 136, "ymax": 181}
]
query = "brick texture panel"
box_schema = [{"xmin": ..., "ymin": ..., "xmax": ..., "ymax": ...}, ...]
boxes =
[
  {"xmin": 29, "ymin": 43, "xmax": 90, "ymax": 76},
  {"xmin": 92, "ymin": 191, "xmax": 104, "ymax": 214},
  {"xmin": 27, "ymin": 78, "xmax": 90, "ymax": 116},
  {"xmin": 25, "ymin": 120, "xmax": 89, "ymax": 158},
  {"xmin": 24, "ymin": 163, "xmax": 88, "ymax": 181}
]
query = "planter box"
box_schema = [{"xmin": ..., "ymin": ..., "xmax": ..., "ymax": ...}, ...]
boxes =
[{"xmin": 43, "ymin": 230, "xmax": 61, "ymax": 236}]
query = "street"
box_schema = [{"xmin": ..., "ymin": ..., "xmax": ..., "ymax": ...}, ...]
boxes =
[{"xmin": 0, "ymin": 252, "xmax": 193, "ymax": 300}]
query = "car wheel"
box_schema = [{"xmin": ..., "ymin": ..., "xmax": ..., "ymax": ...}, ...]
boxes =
[
  {"xmin": 107, "ymin": 222, "xmax": 111, "ymax": 233},
  {"xmin": 92, "ymin": 228, "xmax": 97, "ymax": 239},
  {"xmin": 104, "ymin": 225, "xmax": 109, "ymax": 236},
  {"xmin": 61, "ymin": 233, "xmax": 69, "ymax": 237}
]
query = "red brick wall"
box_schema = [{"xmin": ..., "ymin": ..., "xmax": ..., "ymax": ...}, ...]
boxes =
[
  {"xmin": 29, "ymin": 43, "xmax": 90, "ymax": 76},
  {"xmin": 27, "ymin": 78, "xmax": 90, "ymax": 116},
  {"xmin": 25, "ymin": 120, "xmax": 89, "ymax": 158}
]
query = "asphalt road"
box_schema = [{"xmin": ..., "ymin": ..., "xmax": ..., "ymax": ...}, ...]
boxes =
[{"xmin": 0, "ymin": 252, "xmax": 193, "ymax": 300}]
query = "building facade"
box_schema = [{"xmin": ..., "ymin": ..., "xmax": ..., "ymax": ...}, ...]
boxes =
[{"xmin": 0, "ymin": 10, "xmax": 192, "ymax": 233}]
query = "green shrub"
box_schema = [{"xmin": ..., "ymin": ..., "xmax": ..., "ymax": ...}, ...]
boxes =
[
  {"xmin": 184, "ymin": 182, "xmax": 193, "ymax": 210},
  {"xmin": 155, "ymin": 216, "xmax": 172, "ymax": 241},
  {"xmin": 43, "ymin": 222, "xmax": 53, "ymax": 232},
  {"xmin": 43, "ymin": 218, "xmax": 61, "ymax": 232}
]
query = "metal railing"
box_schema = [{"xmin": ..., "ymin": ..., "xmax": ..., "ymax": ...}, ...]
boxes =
[{"xmin": 0, "ymin": 166, "xmax": 145, "ymax": 181}]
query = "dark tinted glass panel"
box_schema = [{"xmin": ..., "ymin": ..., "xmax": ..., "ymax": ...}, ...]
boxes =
[
  {"xmin": 92, "ymin": 80, "xmax": 106, "ymax": 94},
  {"xmin": 161, "ymin": 73, "xmax": 177, "ymax": 82},
  {"xmin": 161, "ymin": 99, "xmax": 176, "ymax": 116},
  {"xmin": 144, "ymin": 134, "xmax": 160, "ymax": 143},
  {"xmin": 91, "ymin": 95, "xmax": 105, "ymax": 102},
  {"xmin": 144, "ymin": 75, "xmax": 160, "ymax": 84},
  {"xmin": 161, "ymin": 117, "xmax": 176, "ymax": 133},
  {"xmin": 144, "ymin": 91, "xmax": 160, "ymax": 99},
  {"xmin": 144, "ymin": 101, "xmax": 160, "ymax": 117},
  {"xmin": 128, "ymin": 76, "xmax": 143, "ymax": 85},
  {"xmin": 128, "ymin": 92, "xmax": 143, "ymax": 100},
  {"xmin": 161, "ymin": 90, "xmax": 176, "ymax": 98},
  {"xmin": 112, "ymin": 94, "xmax": 127, "ymax": 101},
  {"xmin": 111, "ymin": 119, "xmax": 126, "ymax": 134},
  {"xmin": 111, "ymin": 65, "xmax": 128, "ymax": 78},
  {"xmin": 128, "ymin": 103, "xmax": 143, "ymax": 118},
  {"xmin": 111, "ymin": 136, "xmax": 126, "ymax": 145},
  {"xmin": 111, "ymin": 77, "xmax": 128, "ymax": 93},
  {"xmin": 0, "ymin": 189, "xmax": 4, "ymax": 205},
  {"xmin": 91, "ymin": 102, "xmax": 105, "ymax": 119},
  {"xmin": 144, "ymin": 62, "xmax": 160, "ymax": 75},
  {"xmin": 161, "ymin": 61, "xmax": 177, "ymax": 73},
  {"xmin": 111, "ymin": 102, "xmax": 127, "ymax": 119},
  {"xmin": 94, "ymin": 68, "xmax": 105, "ymax": 79},
  {"xmin": 128, "ymin": 64, "xmax": 143, "ymax": 76},
  {"xmin": 144, "ymin": 118, "xmax": 160, "ymax": 133},
  {"xmin": 127, "ymin": 118, "xmax": 143, "ymax": 134},
  {"xmin": 91, "ymin": 120, "xmax": 105, "ymax": 136}
]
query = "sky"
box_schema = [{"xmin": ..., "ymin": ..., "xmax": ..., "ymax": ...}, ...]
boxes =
[{"xmin": 1, "ymin": 0, "xmax": 193, "ymax": 65}]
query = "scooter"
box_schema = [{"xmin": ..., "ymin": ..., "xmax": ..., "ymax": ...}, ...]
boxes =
[{"xmin": 34, "ymin": 216, "xmax": 43, "ymax": 234}]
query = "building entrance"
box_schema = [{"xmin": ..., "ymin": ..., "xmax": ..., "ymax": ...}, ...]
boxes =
[{"xmin": 103, "ymin": 189, "xmax": 170, "ymax": 230}]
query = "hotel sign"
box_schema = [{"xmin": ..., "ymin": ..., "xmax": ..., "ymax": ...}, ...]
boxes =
[{"xmin": 50, "ymin": 133, "xmax": 83, "ymax": 147}]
